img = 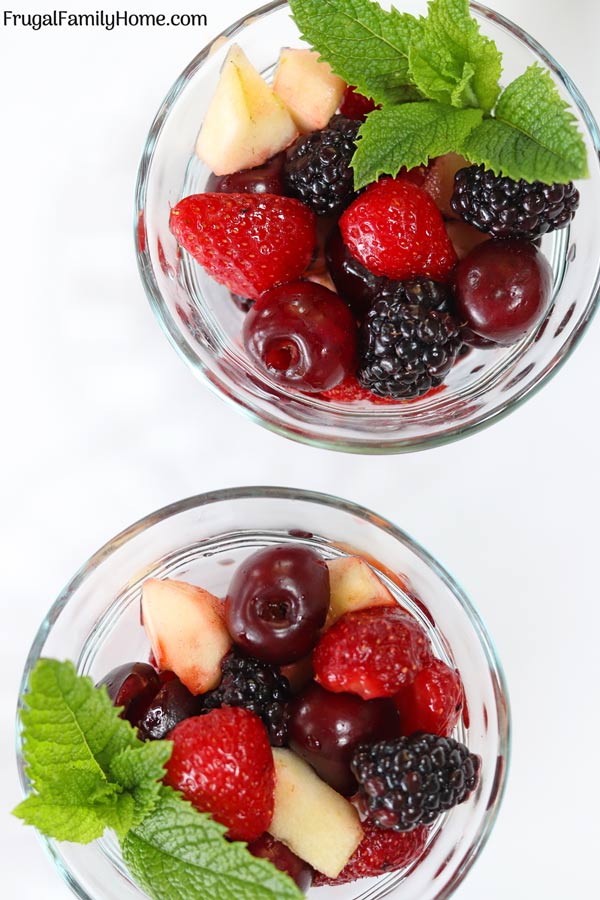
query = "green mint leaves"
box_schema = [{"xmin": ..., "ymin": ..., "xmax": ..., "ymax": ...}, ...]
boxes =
[
  {"xmin": 14, "ymin": 659, "xmax": 303, "ymax": 900},
  {"xmin": 352, "ymin": 101, "xmax": 483, "ymax": 188},
  {"xmin": 123, "ymin": 786, "xmax": 303, "ymax": 900},
  {"xmin": 290, "ymin": 0, "xmax": 588, "ymax": 186},
  {"xmin": 463, "ymin": 64, "xmax": 589, "ymax": 183},
  {"xmin": 13, "ymin": 658, "xmax": 161, "ymax": 842}
]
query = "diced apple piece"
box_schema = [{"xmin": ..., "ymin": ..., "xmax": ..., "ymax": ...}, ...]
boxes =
[
  {"xmin": 422, "ymin": 153, "xmax": 470, "ymax": 219},
  {"xmin": 196, "ymin": 44, "xmax": 299, "ymax": 176},
  {"xmin": 270, "ymin": 749, "xmax": 363, "ymax": 878},
  {"xmin": 273, "ymin": 49, "xmax": 346, "ymax": 133},
  {"xmin": 325, "ymin": 556, "xmax": 396, "ymax": 628},
  {"xmin": 445, "ymin": 219, "xmax": 490, "ymax": 260},
  {"xmin": 141, "ymin": 578, "xmax": 232, "ymax": 695}
]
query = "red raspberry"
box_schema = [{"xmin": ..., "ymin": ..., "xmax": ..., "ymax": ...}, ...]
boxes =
[
  {"xmin": 340, "ymin": 179, "xmax": 457, "ymax": 281},
  {"xmin": 169, "ymin": 193, "xmax": 316, "ymax": 300},
  {"xmin": 313, "ymin": 607, "xmax": 433, "ymax": 700},
  {"xmin": 395, "ymin": 658, "xmax": 464, "ymax": 737},
  {"xmin": 314, "ymin": 820, "xmax": 428, "ymax": 885},
  {"xmin": 340, "ymin": 85, "xmax": 380, "ymax": 121},
  {"xmin": 164, "ymin": 708, "xmax": 275, "ymax": 842}
]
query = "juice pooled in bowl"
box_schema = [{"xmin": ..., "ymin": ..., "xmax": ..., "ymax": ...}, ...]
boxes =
[
  {"xmin": 168, "ymin": 0, "xmax": 587, "ymax": 405},
  {"xmin": 15, "ymin": 543, "xmax": 480, "ymax": 898}
]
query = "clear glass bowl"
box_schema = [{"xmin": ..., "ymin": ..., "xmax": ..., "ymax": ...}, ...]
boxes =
[
  {"xmin": 135, "ymin": 0, "xmax": 600, "ymax": 453},
  {"xmin": 16, "ymin": 487, "xmax": 509, "ymax": 900}
]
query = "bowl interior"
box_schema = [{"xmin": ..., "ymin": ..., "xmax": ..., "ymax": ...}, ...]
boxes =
[
  {"xmin": 136, "ymin": 1, "xmax": 600, "ymax": 452},
  {"xmin": 17, "ymin": 488, "xmax": 509, "ymax": 900}
]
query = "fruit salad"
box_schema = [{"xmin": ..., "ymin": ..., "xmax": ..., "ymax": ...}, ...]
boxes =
[
  {"xmin": 17, "ymin": 544, "xmax": 481, "ymax": 900},
  {"xmin": 168, "ymin": 0, "xmax": 587, "ymax": 403}
]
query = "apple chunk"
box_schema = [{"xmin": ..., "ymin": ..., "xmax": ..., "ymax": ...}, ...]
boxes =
[
  {"xmin": 273, "ymin": 48, "xmax": 346, "ymax": 133},
  {"xmin": 270, "ymin": 748, "xmax": 363, "ymax": 878},
  {"xmin": 325, "ymin": 556, "xmax": 396, "ymax": 628},
  {"xmin": 196, "ymin": 44, "xmax": 299, "ymax": 176},
  {"xmin": 141, "ymin": 578, "xmax": 232, "ymax": 695}
]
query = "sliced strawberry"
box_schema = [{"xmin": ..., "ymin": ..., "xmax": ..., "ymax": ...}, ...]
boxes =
[
  {"xmin": 314, "ymin": 820, "xmax": 428, "ymax": 885},
  {"xmin": 313, "ymin": 607, "xmax": 433, "ymax": 700},
  {"xmin": 164, "ymin": 707, "xmax": 274, "ymax": 842},
  {"xmin": 395, "ymin": 658, "xmax": 464, "ymax": 737},
  {"xmin": 170, "ymin": 192, "xmax": 316, "ymax": 300},
  {"xmin": 340, "ymin": 178, "xmax": 457, "ymax": 281},
  {"xmin": 339, "ymin": 85, "xmax": 380, "ymax": 121}
]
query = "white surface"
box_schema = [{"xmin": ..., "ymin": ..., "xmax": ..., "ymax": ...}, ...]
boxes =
[{"xmin": 2, "ymin": 0, "xmax": 600, "ymax": 896}]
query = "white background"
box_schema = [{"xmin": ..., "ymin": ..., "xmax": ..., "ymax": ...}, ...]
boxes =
[{"xmin": 2, "ymin": 0, "xmax": 599, "ymax": 896}]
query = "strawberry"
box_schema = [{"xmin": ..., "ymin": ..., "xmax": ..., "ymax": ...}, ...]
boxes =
[
  {"xmin": 313, "ymin": 607, "xmax": 433, "ymax": 700},
  {"xmin": 164, "ymin": 707, "xmax": 275, "ymax": 841},
  {"xmin": 340, "ymin": 178, "xmax": 457, "ymax": 281},
  {"xmin": 314, "ymin": 820, "xmax": 428, "ymax": 885},
  {"xmin": 340, "ymin": 85, "xmax": 380, "ymax": 121},
  {"xmin": 395, "ymin": 658, "xmax": 464, "ymax": 737},
  {"xmin": 169, "ymin": 193, "xmax": 316, "ymax": 300}
]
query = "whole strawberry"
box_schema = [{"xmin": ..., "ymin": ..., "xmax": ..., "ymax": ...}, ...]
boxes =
[
  {"xmin": 313, "ymin": 606, "xmax": 433, "ymax": 700},
  {"xmin": 164, "ymin": 707, "xmax": 275, "ymax": 842},
  {"xmin": 340, "ymin": 178, "xmax": 457, "ymax": 281},
  {"xmin": 394, "ymin": 658, "xmax": 464, "ymax": 737},
  {"xmin": 169, "ymin": 193, "xmax": 316, "ymax": 300},
  {"xmin": 314, "ymin": 820, "xmax": 428, "ymax": 885}
]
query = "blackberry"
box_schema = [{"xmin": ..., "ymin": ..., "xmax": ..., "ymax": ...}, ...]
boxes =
[
  {"xmin": 283, "ymin": 115, "xmax": 360, "ymax": 216},
  {"xmin": 201, "ymin": 649, "xmax": 291, "ymax": 746},
  {"xmin": 374, "ymin": 278, "xmax": 452, "ymax": 314},
  {"xmin": 352, "ymin": 734, "xmax": 481, "ymax": 832},
  {"xmin": 358, "ymin": 289, "xmax": 461, "ymax": 399},
  {"xmin": 451, "ymin": 164, "xmax": 580, "ymax": 240}
]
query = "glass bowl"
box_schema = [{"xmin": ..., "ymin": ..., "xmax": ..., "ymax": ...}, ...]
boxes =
[
  {"xmin": 16, "ymin": 487, "xmax": 509, "ymax": 900},
  {"xmin": 135, "ymin": 0, "xmax": 600, "ymax": 453}
]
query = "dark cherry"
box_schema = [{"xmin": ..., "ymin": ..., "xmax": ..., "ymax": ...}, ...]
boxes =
[
  {"xmin": 325, "ymin": 227, "xmax": 389, "ymax": 319},
  {"xmin": 98, "ymin": 662, "xmax": 160, "ymax": 727},
  {"xmin": 225, "ymin": 545, "xmax": 330, "ymax": 665},
  {"xmin": 134, "ymin": 674, "xmax": 203, "ymax": 741},
  {"xmin": 242, "ymin": 281, "xmax": 357, "ymax": 392},
  {"xmin": 453, "ymin": 238, "xmax": 553, "ymax": 345},
  {"xmin": 205, "ymin": 152, "xmax": 285, "ymax": 195},
  {"xmin": 247, "ymin": 834, "xmax": 314, "ymax": 891},
  {"xmin": 289, "ymin": 683, "xmax": 400, "ymax": 795}
]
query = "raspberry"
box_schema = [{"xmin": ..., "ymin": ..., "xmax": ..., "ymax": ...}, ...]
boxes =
[
  {"xmin": 451, "ymin": 164, "xmax": 580, "ymax": 239},
  {"xmin": 358, "ymin": 297, "xmax": 461, "ymax": 400},
  {"xmin": 169, "ymin": 192, "xmax": 316, "ymax": 300},
  {"xmin": 283, "ymin": 115, "xmax": 360, "ymax": 216},
  {"xmin": 394, "ymin": 659, "xmax": 464, "ymax": 737},
  {"xmin": 164, "ymin": 708, "xmax": 275, "ymax": 842},
  {"xmin": 339, "ymin": 85, "xmax": 380, "ymax": 121},
  {"xmin": 201, "ymin": 649, "xmax": 291, "ymax": 746},
  {"xmin": 352, "ymin": 734, "xmax": 481, "ymax": 831},
  {"xmin": 340, "ymin": 178, "xmax": 457, "ymax": 281},
  {"xmin": 313, "ymin": 820, "xmax": 428, "ymax": 885},
  {"xmin": 313, "ymin": 607, "xmax": 433, "ymax": 700}
]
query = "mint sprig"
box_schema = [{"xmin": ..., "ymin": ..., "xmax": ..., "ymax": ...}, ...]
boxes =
[
  {"xmin": 290, "ymin": 0, "xmax": 588, "ymax": 186},
  {"xmin": 14, "ymin": 659, "xmax": 303, "ymax": 900}
]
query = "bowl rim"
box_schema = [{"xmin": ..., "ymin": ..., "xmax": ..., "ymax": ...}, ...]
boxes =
[
  {"xmin": 16, "ymin": 485, "xmax": 511, "ymax": 900},
  {"xmin": 134, "ymin": 0, "xmax": 600, "ymax": 454}
]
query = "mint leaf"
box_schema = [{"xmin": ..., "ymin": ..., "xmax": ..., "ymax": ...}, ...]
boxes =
[
  {"xmin": 352, "ymin": 101, "xmax": 482, "ymax": 188},
  {"xmin": 13, "ymin": 659, "xmax": 171, "ymax": 843},
  {"xmin": 463, "ymin": 64, "xmax": 589, "ymax": 182},
  {"xmin": 109, "ymin": 741, "xmax": 173, "ymax": 828},
  {"xmin": 408, "ymin": 0, "xmax": 502, "ymax": 112},
  {"xmin": 289, "ymin": 0, "xmax": 423, "ymax": 104},
  {"xmin": 122, "ymin": 786, "xmax": 304, "ymax": 900}
]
